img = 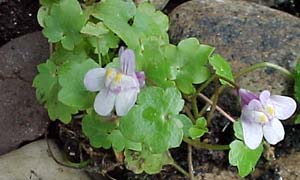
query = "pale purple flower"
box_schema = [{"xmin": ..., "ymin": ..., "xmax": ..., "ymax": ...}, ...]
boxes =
[
  {"xmin": 84, "ymin": 48, "xmax": 145, "ymax": 116},
  {"xmin": 239, "ymin": 89, "xmax": 297, "ymax": 149}
]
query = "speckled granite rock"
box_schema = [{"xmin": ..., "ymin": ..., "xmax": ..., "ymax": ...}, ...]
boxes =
[
  {"xmin": 272, "ymin": 152, "xmax": 300, "ymax": 179},
  {"xmin": 241, "ymin": 0, "xmax": 275, "ymax": 6},
  {"xmin": 0, "ymin": 32, "xmax": 49, "ymax": 155},
  {"xmin": 169, "ymin": 0, "xmax": 300, "ymax": 94},
  {"xmin": 0, "ymin": 140, "xmax": 91, "ymax": 180}
]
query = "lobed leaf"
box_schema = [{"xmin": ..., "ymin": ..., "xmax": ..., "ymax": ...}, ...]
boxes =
[
  {"xmin": 209, "ymin": 54, "xmax": 235, "ymax": 85},
  {"xmin": 233, "ymin": 120, "xmax": 244, "ymax": 140},
  {"xmin": 33, "ymin": 60, "xmax": 58, "ymax": 103},
  {"xmin": 132, "ymin": 2, "xmax": 169, "ymax": 44},
  {"xmin": 165, "ymin": 38, "xmax": 214, "ymax": 94},
  {"xmin": 82, "ymin": 113, "xmax": 116, "ymax": 148},
  {"xmin": 188, "ymin": 117, "xmax": 208, "ymax": 139},
  {"xmin": 109, "ymin": 130, "xmax": 142, "ymax": 152},
  {"xmin": 42, "ymin": 0, "xmax": 88, "ymax": 50},
  {"xmin": 120, "ymin": 87, "xmax": 184, "ymax": 153},
  {"xmin": 229, "ymin": 140, "xmax": 263, "ymax": 177},
  {"xmin": 124, "ymin": 149, "xmax": 172, "ymax": 174},
  {"xmin": 92, "ymin": 0, "xmax": 138, "ymax": 49},
  {"xmin": 46, "ymin": 83, "xmax": 78, "ymax": 124},
  {"xmin": 58, "ymin": 59, "xmax": 98, "ymax": 109}
]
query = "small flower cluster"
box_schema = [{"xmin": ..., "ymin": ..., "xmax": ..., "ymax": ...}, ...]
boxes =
[
  {"xmin": 239, "ymin": 89, "xmax": 297, "ymax": 149},
  {"xmin": 84, "ymin": 48, "xmax": 145, "ymax": 116}
]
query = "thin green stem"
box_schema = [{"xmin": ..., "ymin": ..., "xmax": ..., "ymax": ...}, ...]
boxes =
[
  {"xmin": 198, "ymin": 103, "xmax": 210, "ymax": 117},
  {"xmin": 96, "ymin": 41, "xmax": 102, "ymax": 67},
  {"xmin": 183, "ymin": 137, "xmax": 230, "ymax": 151},
  {"xmin": 187, "ymin": 145, "xmax": 195, "ymax": 180},
  {"xmin": 207, "ymin": 83, "xmax": 221, "ymax": 125},
  {"xmin": 196, "ymin": 74, "xmax": 217, "ymax": 94},
  {"xmin": 191, "ymin": 96, "xmax": 199, "ymax": 119},
  {"xmin": 170, "ymin": 161, "xmax": 191, "ymax": 178},
  {"xmin": 184, "ymin": 105, "xmax": 196, "ymax": 123},
  {"xmin": 235, "ymin": 62, "xmax": 293, "ymax": 79},
  {"xmin": 217, "ymin": 75, "xmax": 240, "ymax": 89}
]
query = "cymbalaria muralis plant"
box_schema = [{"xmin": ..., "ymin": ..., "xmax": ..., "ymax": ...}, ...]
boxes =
[{"xmin": 33, "ymin": 0, "xmax": 299, "ymax": 179}]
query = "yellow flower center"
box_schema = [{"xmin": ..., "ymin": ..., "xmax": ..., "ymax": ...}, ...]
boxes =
[
  {"xmin": 114, "ymin": 73, "xmax": 123, "ymax": 83},
  {"xmin": 105, "ymin": 68, "xmax": 114, "ymax": 78},
  {"xmin": 266, "ymin": 105, "xmax": 275, "ymax": 117}
]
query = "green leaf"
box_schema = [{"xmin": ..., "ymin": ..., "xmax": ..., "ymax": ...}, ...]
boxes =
[
  {"xmin": 109, "ymin": 130, "xmax": 142, "ymax": 152},
  {"xmin": 124, "ymin": 149, "xmax": 172, "ymax": 174},
  {"xmin": 82, "ymin": 113, "xmax": 116, "ymax": 148},
  {"xmin": 42, "ymin": 0, "xmax": 88, "ymax": 50},
  {"xmin": 137, "ymin": 38, "xmax": 175, "ymax": 88},
  {"xmin": 58, "ymin": 59, "xmax": 98, "ymax": 109},
  {"xmin": 132, "ymin": 2, "xmax": 169, "ymax": 44},
  {"xmin": 233, "ymin": 120, "xmax": 244, "ymax": 140},
  {"xmin": 92, "ymin": 0, "xmax": 138, "ymax": 49},
  {"xmin": 37, "ymin": 6, "xmax": 49, "ymax": 28},
  {"xmin": 33, "ymin": 60, "xmax": 78, "ymax": 123},
  {"xmin": 49, "ymin": 42, "xmax": 89, "ymax": 65},
  {"xmin": 120, "ymin": 87, "xmax": 184, "ymax": 153},
  {"xmin": 176, "ymin": 115, "xmax": 193, "ymax": 137},
  {"xmin": 229, "ymin": 140, "xmax": 263, "ymax": 177},
  {"xmin": 80, "ymin": 22, "xmax": 109, "ymax": 37},
  {"xmin": 188, "ymin": 117, "xmax": 208, "ymax": 139},
  {"xmin": 209, "ymin": 54, "xmax": 234, "ymax": 85},
  {"xmin": 33, "ymin": 60, "xmax": 58, "ymax": 103},
  {"xmin": 87, "ymin": 31, "xmax": 120, "ymax": 56},
  {"xmin": 165, "ymin": 38, "xmax": 214, "ymax": 94},
  {"xmin": 294, "ymin": 60, "xmax": 300, "ymax": 103},
  {"xmin": 295, "ymin": 115, "xmax": 300, "ymax": 124},
  {"xmin": 46, "ymin": 83, "xmax": 78, "ymax": 124}
]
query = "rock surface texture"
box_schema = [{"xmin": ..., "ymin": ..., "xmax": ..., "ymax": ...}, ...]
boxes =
[
  {"xmin": 169, "ymin": 0, "xmax": 300, "ymax": 94},
  {"xmin": 0, "ymin": 32, "xmax": 49, "ymax": 155},
  {"xmin": 0, "ymin": 140, "xmax": 90, "ymax": 180}
]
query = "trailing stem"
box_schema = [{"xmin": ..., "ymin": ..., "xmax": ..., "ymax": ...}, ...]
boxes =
[
  {"xmin": 235, "ymin": 62, "xmax": 293, "ymax": 79},
  {"xmin": 183, "ymin": 138, "xmax": 230, "ymax": 150}
]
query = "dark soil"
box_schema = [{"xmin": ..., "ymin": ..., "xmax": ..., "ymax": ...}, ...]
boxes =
[{"xmin": 0, "ymin": 0, "xmax": 41, "ymax": 47}]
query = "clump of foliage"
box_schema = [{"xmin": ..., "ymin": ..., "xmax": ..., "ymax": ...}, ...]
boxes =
[{"xmin": 34, "ymin": 0, "xmax": 299, "ymax": 179}]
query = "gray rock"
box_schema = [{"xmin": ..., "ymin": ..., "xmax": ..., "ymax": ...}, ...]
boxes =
[
  {"xmin": 240, "ymin": 0, "xmax": 275, "ymax": 7},
  {"xmin": 169, "ymin": 0, "xmax": 300, "ymax": 94},
  {"xmin": 0, "ymin": 32, "xmax": 49, "ymax": 155},
  {"xmin": 0, "ymin": 140, "xmax": 90, "ymax": 180}
]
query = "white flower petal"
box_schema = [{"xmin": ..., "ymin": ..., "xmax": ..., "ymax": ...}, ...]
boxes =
[
  {"xmin": 118, "ymin": 74, "xmax": 139, "ymax": 91},
  {"xmin": 270, "ymin": 95, "xmax": 297, "ymax": 120},
  {"xmin": 84, "ymin": 68, "xmax": 106, "ymax": 92},
  {"xmin": 263, "ymin": 118, "xmax": 285, "ymax": 145},
  {"xmin": 115, "ymin": 89, "xmax": 138, "ymax": 116},
  {"xmin": 259, "ymin": 90, "xmax": 271, "ymax": 106},
  {"xmin": 241, "ymin": 119, "xmax": 263, "ymax": 150},
  {"xmin": 94, "ymin": 88, "xmax": 116, "ymax": 116}
]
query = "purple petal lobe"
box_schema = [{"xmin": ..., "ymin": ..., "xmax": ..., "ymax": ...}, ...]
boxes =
[
  {"xmin": 270, "ymin": 95, "xmax": 297, "ymax": 120},
  {"xmin": 135, "ymin": 71, "xmax": 145, "ymax": 88},
  {"xmin": 84, "ymin": 68, "xmax": 106, "ymax": 92},
  {"xmin": 115, "ymin": 89, "xmax": 138, "ymax": 116},
  {"xmin": 263, "ymin": 118, "xmax": 285, "ymax": 144},
  {"xmin": 94, "ymin": 88, "xmax": 116, "ymax": 116},
  {"xmin": 241, "ymin": 119, "xmax": 263, "ymax": 149},
  {"xmin": 247, "ymin": 99, "xmax": 263, "ymax": 111},
  {"xmin": 239, "ymin": 88, "xmax": 259, "ymax": 106},
  {"xmin": 259, "ymin": 90, "xmax": 271, "ymax": 106},
  {"xmin": 120, "ymin": 49, "xmax": 136, "ymax": 76}
]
